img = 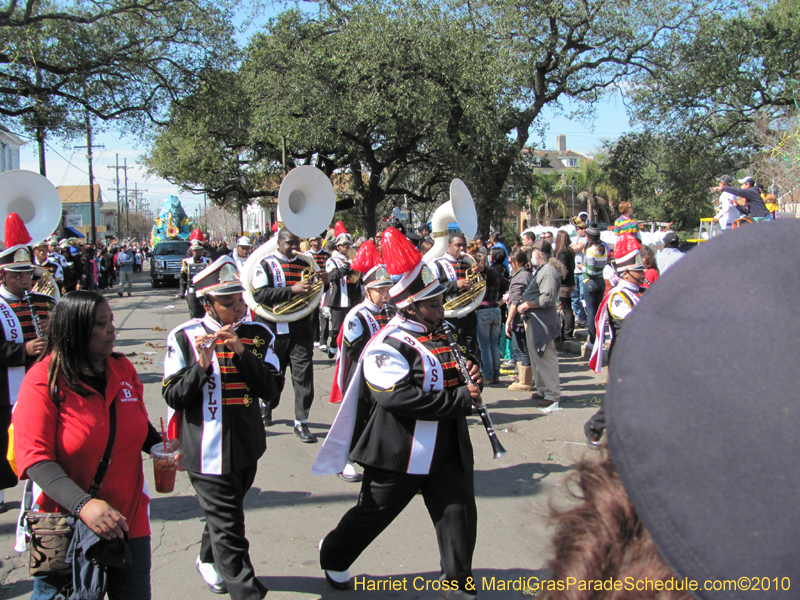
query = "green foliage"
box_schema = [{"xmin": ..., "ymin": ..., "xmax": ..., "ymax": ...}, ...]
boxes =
[
  {"xmin": 602, "ymin": 131, "xmax": 746, "ymax": 230},
  {"xmin": 0, "ymin": 0, "xmax": 238, "ymax": 154},
  {"xmin": 142, "ymin": 70, "xmax": 281, "ymax": 211}
]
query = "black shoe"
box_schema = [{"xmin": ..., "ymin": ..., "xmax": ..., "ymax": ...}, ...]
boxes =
[
  {"xmin": 117, "ymin": 292, "xmax": 123, "ymax": 297},
  {"xmin": 294, "ymin": 423, "xmax": 317, "ymax": 443},
  {"xmin": 262, "ymin": 408, "xmax": 272, "ymax": 428},
  {"xmin": 327, "ymin": 346, "xmax": 337, "ymax": 359},
  {"xmin": 338, "ymin": 472, "xmax": 363, "ymax": 483},
  {"xmin": 324, "ymin": 570, "xmax": 351, "ymax": 590}
]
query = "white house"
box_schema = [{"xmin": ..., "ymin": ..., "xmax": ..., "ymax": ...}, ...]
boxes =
[{"xmin": 0, "ymin": 129, "xmax": 25, "ymax": 173}]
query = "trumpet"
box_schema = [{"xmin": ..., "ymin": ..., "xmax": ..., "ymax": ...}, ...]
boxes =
[{"xmin": 273, "ymin": 266, "xmax": 325, "ymax": 316}]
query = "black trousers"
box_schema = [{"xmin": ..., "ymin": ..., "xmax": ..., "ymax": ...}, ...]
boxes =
[
  {"xmin": 319, "ymin": 309, "xmax": 330, "ymax": 347},
  {"xmin": 320, "ymin": 459, "xmax": 477, "ymax": 595},
  {"xmin": 271, "ymin": 333, "xmax": 314, "ymax": 421},
  {"xmin": 188, "ymin": 464, "xmax": 267, "ymax": 600},
  {"xmin": 0, "ymin": 406, "xmax": 18, "ymax": 490},
  {"xmin": 329, "ymin": 307, "xmax": 347, "ymax": 351},
  {"xmin": 311, "ymin": 307, "xmax": 321, "ymax": 344},
  {"xmin": 186, "ymin": 290, "xmax": 205, "ymax": 319}
]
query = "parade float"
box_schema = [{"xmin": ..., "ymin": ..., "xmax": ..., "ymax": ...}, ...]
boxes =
[{"xmin": 151, "ymin": 195, "xmax": 196, "ymax": 245}]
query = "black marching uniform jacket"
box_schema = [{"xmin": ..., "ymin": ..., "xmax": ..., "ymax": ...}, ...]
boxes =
[
  {"xmin": 431, "ymin": 254, "xmax": 478, "ymax": 330},
  {"xmin": 0, "ymin": 286, "xmax": 54, "ymax": 489},
  {"xmin": 326, "ymin": 251, "xmax": 361, "ymax": 310},
  {"xmin": 252, "ymin": 252, "xmax": 316, "ymax": 337},
  {"xmin": 163, "ymin": 314, "xmax": 283, "ymax": 474},
  {"xmin": 316, "ymin": 314, "xmax": 474, "ymax": 476}
]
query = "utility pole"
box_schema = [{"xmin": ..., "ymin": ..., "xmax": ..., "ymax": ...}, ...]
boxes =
[
  {"xmin": 74, "ymin": 111, "xmax": 104, "ymax": 245},
  {"xmin": 571, "ymin": 176, "xmax": 575, "ymax": 219},
  {"xmin": 203, "ymin": 192, "xmax": 207, "ymax": 232},
  {"xmin": 107, "ymin": 155, "xmax": 131, "ymax": 239},
  {"xmin": 124, "ymin": 158, "xmax": 130, "ymax": 239}
]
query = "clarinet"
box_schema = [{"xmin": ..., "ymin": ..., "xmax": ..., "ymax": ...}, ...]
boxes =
[
  {"xmin": 24, "ymin": 291, "xmax": 45, "ymax": 340},
  {"xmin": 439, "ymin": 322, "xmax": 507, "ymax": 459}
]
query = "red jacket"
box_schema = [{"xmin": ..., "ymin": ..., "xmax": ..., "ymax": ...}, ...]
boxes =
[{"xmin": 14, "ymin": 354, "xmax": 151, "ymax": 538}]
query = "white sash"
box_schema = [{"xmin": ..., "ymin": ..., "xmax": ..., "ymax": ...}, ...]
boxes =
[
  {"xmin": 0, "ymin": 297, "xmax": 26, "ymax": 406},
  {"xmin": 167, "ymin": 319, "xmax": 224, "ymax": 475},
  {"xmin": 264, "ymin": 257, "xmax": 289, "ymax": 335},
  {"xmin": 330, "ymin": 255, "xmax": 350, "ymax": 308},
  {"xmin": 436, "ymin": 257, "xmax": 457, "ymax": 281}
]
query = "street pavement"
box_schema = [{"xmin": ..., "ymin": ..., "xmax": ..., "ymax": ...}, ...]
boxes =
[{"xmin": 0, "ymin": 270, "xmax": 607, "ymax": 599}]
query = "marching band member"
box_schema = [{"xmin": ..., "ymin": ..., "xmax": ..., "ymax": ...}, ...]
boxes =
[
  {"xmin": 430, "ymin": 233, "xmax": 479, "ymax": 360},
  {"xmin": 328, "ymin": 240, "xmax": 392, "ymax": 483},
  {"xmin": 325, "ymin": 232, "xmax": 361, "ymax": 359},
  {"xmin": 251, "ymin": 228, "xmax": 318, "ymax": 442},
  {"xmin": 230, "ymin": 236, "xmax": 252, "ymax": 270},
  {"xmin": 31, "ymin": 239, "xmax": 64, "ymax": 293},
  {"xmin": 305, "ymin": 234, "xmax": 331, "ymax": 352},
  {"xmin": 180, "ymin": 240, "xmax": 211, "ymax": 318},
  {"xmin": 0, "ymin": 215, "xmax": 55, "ymax": 511},
  {"xmin": 163, "ymin": 256, "xmax": 282, "ymax": 600},
  {"xmin": 589, "ymin": 233, "xmax": 646, "ymax": 373},
  {"xmin": 314, "ymin": 228, "xmax": 481, "ymax": 598}
]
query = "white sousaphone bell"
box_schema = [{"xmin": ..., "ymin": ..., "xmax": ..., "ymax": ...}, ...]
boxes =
[
  {"xmin": 423, "ymin": 178, "xmax": 485, "ymax": 319},
  {"xmin": 241, "ymin": 166, "xmax": 336, "ymax": 323},
  {"xmin": 0, "ymin": 170, "xmax": 64, "ymax": 298}
]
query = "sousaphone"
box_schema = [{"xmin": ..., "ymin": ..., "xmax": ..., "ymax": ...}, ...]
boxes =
[
  {"xmin": 0, "ymin": 170, "xmax": 63, "ymax": 299},
  {"xmin": 241, "ymin": 166, "xmax": 336, "ymax": 322},
  {"xmin": 423, "ymin": 179, "xmax": 485, "ymax": 319}
]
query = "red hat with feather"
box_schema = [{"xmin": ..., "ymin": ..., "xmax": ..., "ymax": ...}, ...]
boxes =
[
  {"xmin": 350, "ymin": 239, "xmax": 391, "ymax": 289},
  {"xmin": 0, "ymin": 213, "xmax": 34, "ymax": 271},
  {"xmin": 382, "ymin": 227, "xmax": 444, "ymax": 307}
]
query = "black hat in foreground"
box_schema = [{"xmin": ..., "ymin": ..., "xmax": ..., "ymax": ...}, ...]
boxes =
[{"xmin": 606, "ymin": 219, "xmax": 800, "ymax": 598}]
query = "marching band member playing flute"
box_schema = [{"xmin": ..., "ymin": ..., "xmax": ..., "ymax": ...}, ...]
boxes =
[
  {"xmin": 163, "ymin": 256, "xmax": 282, "ymax": 599},
  {"xmin": 314, "ymin": 228, "xmax": 481, "ymax": 599}
]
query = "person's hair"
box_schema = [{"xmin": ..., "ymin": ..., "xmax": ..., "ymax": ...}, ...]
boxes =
[
  {"xmin": 44, "ymin": 291, "xmax": 110, "ymax": 402},
  {"xmin": 554, "ymin": 230, "xmax": 572, "ymax": 258},
  {"xmin": 299, "ymin": 240, "xmax": 310, "ymax": 253},
  {"xmin": 618, "ymin": 201, "xmax": 632, "ymax": 216},
  {"xmin": 639, "ymin": 245, "xmax": 656, "ymax": 271},
  {"xmin": 491, "ymin": 231, "xmax": 504, "ymax": 244},
  {"xmin": 324, "ymin": 239, "xmax": 336, "ymax": 252},
  {"xmin": 510, "ymin": 249, "xmax": 531, "ymax": 270},
  {"xmin": 420, "ymin": 240, "xmax": 434, "ymax": 254},
  {"xmin": 540, "ymin": 453, "xmax": 691, "ymax": 600},
  {"xmin": 490, "ymin": 246, "xmax": 507, "ymax": 265},
  {"xmin": 522, "ymin": 231, "xmax": 535, "ymax": 242},
  {"xmin": 449, "ymin": 233, "xmax": 466, "ymax": 245},
  {"xmin": 466, "ymin": 241, "xmax": 479, "ymax": 256}
]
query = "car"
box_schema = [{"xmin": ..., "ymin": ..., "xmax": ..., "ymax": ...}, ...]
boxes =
[{"xmin": 150, "ymin": 240, "xmax": 190, "ymax": 288}]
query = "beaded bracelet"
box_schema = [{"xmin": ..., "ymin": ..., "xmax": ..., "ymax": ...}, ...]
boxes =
[{"xmin": 74, "ymin": 497, "xmax": 92, "ymax": 518}]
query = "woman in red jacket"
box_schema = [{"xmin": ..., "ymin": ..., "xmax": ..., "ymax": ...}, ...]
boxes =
[{"xmin": 14, "ymin": 291, "xmax": 160, "ymax": 600}]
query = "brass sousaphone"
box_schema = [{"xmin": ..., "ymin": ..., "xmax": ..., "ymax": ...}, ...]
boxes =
[
  {"xmin": 241, "ymin": 166, "xmax": 336, "ymax": 323},
  {"xmin": 423, "ymin": 179, "xmax": 485, "ymax": 319},
  {"xmin": 0, "ymin": 170, "xmax": 63, "ymax": 299}
]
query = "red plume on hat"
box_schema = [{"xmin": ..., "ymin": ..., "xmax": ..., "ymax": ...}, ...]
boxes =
[
  {"xmin": 189, "ymin": 228, "xmax": 205, "ymax": 242},
  {"xmin": 271, "ymin": 221, "xmax": 279, "ymax": 232},
  {"xmin": 4, "ymin": 213, "xmax": 32, "ymax": 247},
  {"xmin": 350, "ymin": 240, "xmax": 382, "ymax": 273},
  {"xmin": 381, "ymin": 227, "xmax": 421, "ymax": 275},
  {"xmin": 334, "ymin": 221, "xmax": 347, "ymax": 237},
  {"xmin": 613, "ymin": 233, "xmax": 641, "ymax": 259}
]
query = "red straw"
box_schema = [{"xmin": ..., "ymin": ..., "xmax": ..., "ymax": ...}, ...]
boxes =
[{"xmin": 160, "ymin": 417, "xmax": 168, "ymax": 451}]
